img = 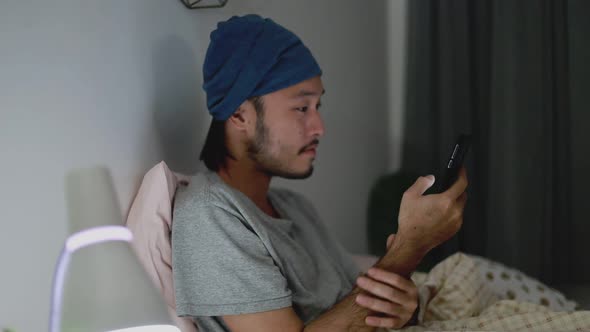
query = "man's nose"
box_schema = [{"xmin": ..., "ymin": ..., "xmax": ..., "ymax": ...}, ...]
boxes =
[{"xmin": 308, "ymin": 108, "xmax": 325, "ymax": 138}]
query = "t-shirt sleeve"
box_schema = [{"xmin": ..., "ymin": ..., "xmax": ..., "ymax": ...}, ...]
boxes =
[{"xmin": 172, "ymin": 202, "xmax": 292, "ymax": 317}]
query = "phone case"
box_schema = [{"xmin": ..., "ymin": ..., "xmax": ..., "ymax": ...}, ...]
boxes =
[{"xmin": 435, "ymin": 134, "xmax": 471, "ymax": 193}]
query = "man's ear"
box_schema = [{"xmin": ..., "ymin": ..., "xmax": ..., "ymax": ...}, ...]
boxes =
[{"xmin": 227, "ymin": 100, "xmax": 256, "ymax": 132}]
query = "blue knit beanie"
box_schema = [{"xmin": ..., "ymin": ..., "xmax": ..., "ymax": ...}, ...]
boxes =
[{"xmin": 203, "ymin": 14, "xmax": 322, "ymax": 120}]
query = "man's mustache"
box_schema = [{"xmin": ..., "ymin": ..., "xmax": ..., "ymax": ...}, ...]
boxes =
[{"xmin": 299, "ymin": 139, "xmax": 320, "ymax": 154}]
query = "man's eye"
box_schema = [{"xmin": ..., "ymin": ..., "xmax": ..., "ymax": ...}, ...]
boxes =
[{"xmin": 295, "ymin": 106, "xmax": 308, "ymax": 112}]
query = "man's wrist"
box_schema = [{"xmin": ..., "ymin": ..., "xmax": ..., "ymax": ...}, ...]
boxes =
[
  {"xmin": 389, "ymin": 233, "xmax": 429, "ymax": 259},
  {"xmin": 376, "ymin": 236, "xmax": 428, "ymax": 278}
]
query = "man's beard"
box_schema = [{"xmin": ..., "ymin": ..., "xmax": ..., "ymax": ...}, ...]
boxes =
[{"xmin": 246, "ymin": 116, "xmax": 314, "ymax": 180}]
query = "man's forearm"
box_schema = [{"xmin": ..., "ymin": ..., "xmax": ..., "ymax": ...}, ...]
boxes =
[
  {"xmin": 304, "ymin": 241, "xmax": 427, "ymax": 332},
  {"xmin": 304, "ymin": 285, "xmax": 373, "ymax": 332}
]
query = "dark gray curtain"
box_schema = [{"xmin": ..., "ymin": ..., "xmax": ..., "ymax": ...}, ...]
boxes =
[{"xmin": 402, "ymin": 0, "xmax": 590, "ymax": 284}]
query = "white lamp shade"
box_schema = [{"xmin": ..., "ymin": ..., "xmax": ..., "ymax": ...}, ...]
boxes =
[
  {"xmin": 65, "ymin": 166, "xmax": 123, "ymax": 233},
  {"xmin": 56, "ymin": 235, "xmax": 178, "ymax": 331},
  {"xmin": 51, "ymin": 166, "xmax": 180, "ymax": 332}
]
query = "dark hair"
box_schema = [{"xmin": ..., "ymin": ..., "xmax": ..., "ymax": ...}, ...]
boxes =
[{"xmin": 200, "ymin": 96, "xmax": 265, "ymax": 171}]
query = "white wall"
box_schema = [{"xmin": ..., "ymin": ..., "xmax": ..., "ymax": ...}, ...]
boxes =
[
  {"xmin": 386, "ymin": 0, "xmax": 408, "ymax": 173},
  {"xmin": 0, "ymin": 1, "xmax": 406, "ymax": 331}
]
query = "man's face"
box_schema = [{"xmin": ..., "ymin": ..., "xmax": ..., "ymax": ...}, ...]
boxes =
[{"xmin": 247, "ymin": 76, "xmax": 325, "ymax": 179}]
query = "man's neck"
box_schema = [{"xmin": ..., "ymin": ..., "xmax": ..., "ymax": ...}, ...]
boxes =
[{"xmin": 217, "ymin": 163, "xmax": 276, "ymax": 217}]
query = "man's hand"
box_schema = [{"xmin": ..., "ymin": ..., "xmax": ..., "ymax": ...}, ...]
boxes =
[
  {"xmin": 354, "ymin": 234, "xmax": 419, "ymax": 329},
  {"xmin": 395, "ymin": 167, "xmax": 468, "ymax": 255}
]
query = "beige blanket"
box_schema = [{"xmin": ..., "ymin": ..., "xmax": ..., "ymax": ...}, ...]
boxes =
[{"xmin": 395, "ymin": 253, "xmax": 590, "ymax": 331}]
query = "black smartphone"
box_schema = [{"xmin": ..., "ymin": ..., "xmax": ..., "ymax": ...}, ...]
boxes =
[{"xmin": 432, "ymin": 134, "xmax": 471, "ymax": 193}]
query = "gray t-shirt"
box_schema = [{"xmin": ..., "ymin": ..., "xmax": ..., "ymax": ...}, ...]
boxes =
[{"xmin": 172, "ymin": 171, "xmax": 361, "ymax": 331}]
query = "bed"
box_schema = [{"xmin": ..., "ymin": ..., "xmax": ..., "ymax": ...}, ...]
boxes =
[{"xmin": 127, "ymin": 162, "xmax": 590, "ymax": 331}]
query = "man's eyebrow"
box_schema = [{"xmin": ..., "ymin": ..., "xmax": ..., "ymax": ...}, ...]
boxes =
[{"xmin": 292, "ymin": 89, "xmax": 326, "ymax": 98}]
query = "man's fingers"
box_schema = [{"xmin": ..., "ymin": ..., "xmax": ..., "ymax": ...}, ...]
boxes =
[
  {"xmin": 457, "ymin": 191, "xmax": 468, "ymax": 206},
  {"xmin": 356, "ymin": 269, "xmax": 419, "ymax": 329},
  {"xmin": 451, "ymin": 192, "xmax": 468, "ymax": 220},
  {"xmin": 365, "ymin": 316, "xmax": 403, "ymax": 329},
  {"xmin": 366, "ymin": 268, "xmax": 416, "ymax": 294},
  {"xmin": 445, "ymin": 167, "xmax": 468, "ymax": 199},
  {"xmin": 356, "ymin": 275, "xmax": 413, "ymax": 304},
  {"xmin": 404, "ymin": 175, "xmax": 435, "ymax": 197},
  {"xmin": 386, "ymin": 234, "xmax": 395, "ymax": 251},
  {"xmin": 355, "ymin": 294, "xmax": 403, "ymax": 316}
]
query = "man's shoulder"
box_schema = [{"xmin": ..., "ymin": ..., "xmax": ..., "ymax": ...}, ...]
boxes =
[{"xmin": 174, "ymin": 171, "xmax": 236, "ymax": 216}]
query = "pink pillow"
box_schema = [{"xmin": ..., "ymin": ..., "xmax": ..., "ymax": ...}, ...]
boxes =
[{"xmin": 126, "ymin": 161, "xmax": 195, "ymax": 332}]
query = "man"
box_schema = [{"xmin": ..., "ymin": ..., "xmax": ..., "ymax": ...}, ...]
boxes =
[{"xmin": 172, "ymin": 14, "xmax": 468, "ymax": 332}]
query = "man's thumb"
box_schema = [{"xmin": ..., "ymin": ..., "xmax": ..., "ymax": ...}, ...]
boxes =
[
  {"xmin": 386, "ymin": 234, "xmax": 395, "ymax": 250},
  {"xmin": 406, "ymin": 175, "xmax": 436, "ymax": 196}
]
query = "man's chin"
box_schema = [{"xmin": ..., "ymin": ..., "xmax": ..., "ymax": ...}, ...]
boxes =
[{"xmin": 273, "ymin": 166, "xmax": 314, "ymax": 180}]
